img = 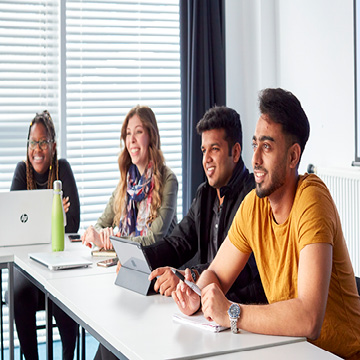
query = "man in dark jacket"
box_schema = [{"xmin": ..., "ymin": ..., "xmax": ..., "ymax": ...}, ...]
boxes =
[{"xmin": 147, "ymin": 106, "xmax": 266, "ymax": 304}]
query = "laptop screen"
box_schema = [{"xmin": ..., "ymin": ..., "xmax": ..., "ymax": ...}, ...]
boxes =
[{"xmin": 0, "ymin": 189, "xmax": 53, "ymax": 247}]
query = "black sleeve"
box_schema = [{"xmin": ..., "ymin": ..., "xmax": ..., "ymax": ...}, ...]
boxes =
[
  {"xmin": 10, "ymin": 162, "xmax": 27, "ymax": 191},
  {"xmin": 58, "ymin": 159, "xmax": 80, "ymax": 233},
  {"xmin": 226, "ymin": 253, "xmax": 267, "ymax": 304},
  {"xmin": 191, "ymin": 262, "xmax": 210, "ymax": 274},
  {"xmin": 143, "ymin": 196, "xmax": 200, "ymax": 270}
]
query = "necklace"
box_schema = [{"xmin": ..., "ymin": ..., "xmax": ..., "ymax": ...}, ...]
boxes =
[{"xmin": 36, "ymin": 180, "xmax": 48, "ymax": 187}]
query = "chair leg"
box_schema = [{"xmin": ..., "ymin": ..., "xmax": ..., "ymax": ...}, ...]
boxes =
[
  {"xmin": 0, "ymin": 270, "xmax": 3, "ymax": 360},
  {"xmin": 81, "ymin": 327, "xmax": 86, "ymax": 360},
  {"xmin": 45, "ymin": 296, "xmax": 53, "ymax": 360},
  {"xmin": 76, "ymin": 325, "xmax": 80, "ymax": 360},
  {"xmin": 14, "ymin": 305, "xmax": 84, "ymax": 360}
]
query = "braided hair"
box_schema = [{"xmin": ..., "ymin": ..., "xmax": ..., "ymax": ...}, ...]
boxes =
[{"xmin": 26, "ymin": 110, "xmax": 59, "ymax": 190}]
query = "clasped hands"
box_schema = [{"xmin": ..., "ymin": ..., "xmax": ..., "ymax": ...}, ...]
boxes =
[
  {"xmin": 81, "ymin": 225, "xmax": 116, "ymax": 250},
  {"xmin": 81, "ymin": 226, "xmax": 122, "ymax": 272}
]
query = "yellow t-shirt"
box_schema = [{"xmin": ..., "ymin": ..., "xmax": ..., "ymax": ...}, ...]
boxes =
[{"xmin": 228, "ymin": 174, "xmax": 360, "ymax": 359}]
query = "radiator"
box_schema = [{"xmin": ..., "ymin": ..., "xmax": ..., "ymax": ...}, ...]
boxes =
[{"xmin": 313, "ymin": 166, "xmax": 360, "ymax": 277}]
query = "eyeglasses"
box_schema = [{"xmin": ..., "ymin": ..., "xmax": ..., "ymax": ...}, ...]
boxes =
[{"xmin": 28, "ymin": 139, "xmax": 53, "ymax": 150}]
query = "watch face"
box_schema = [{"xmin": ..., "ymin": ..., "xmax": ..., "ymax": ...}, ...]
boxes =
[
  {"xmin": 228, "ymin": 303, "xmax": 240, "ymax": 318},
  {"xmin": 190, "ymin": 270, "xmax": 197, "ymax": 282}
]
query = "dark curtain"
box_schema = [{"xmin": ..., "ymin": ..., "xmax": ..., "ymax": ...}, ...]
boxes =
[{"xmin": 180, "ymin": 0, "xmax": 226, "ymax": 216}]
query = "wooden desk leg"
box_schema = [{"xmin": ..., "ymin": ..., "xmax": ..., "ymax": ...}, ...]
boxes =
[
  {"xmin": 45, "ymin": 294, "xmax": 53, "ymax": 360},
  {"xmin": 7, "ymin": 263, "xmax": 14, "ymax": 360}
]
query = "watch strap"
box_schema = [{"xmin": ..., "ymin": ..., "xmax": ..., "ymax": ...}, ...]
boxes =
[
  {"xmin": 190, "ymin": 268, "xmax": 197, "ymax": 282},
  {"xmin": 228, "ymin": 303, "xmax": 241, "ymax": 334},
  {"xmin": 229, "ymin": 317, "xmax": 239, "ymax": 334}
]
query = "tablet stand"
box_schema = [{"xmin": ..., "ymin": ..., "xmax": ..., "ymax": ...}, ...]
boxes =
[{"xmin": 115, "ymin": 266, "xmax": 154, "ymax": 296}]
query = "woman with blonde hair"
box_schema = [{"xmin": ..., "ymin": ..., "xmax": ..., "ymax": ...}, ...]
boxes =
[
  {"xmin": 82, "ymin": 106, "xmax": 178, "ymax": 359},
  {"xmin": 10, "ymin": 110, "xmax": 80, "ymax": 360},
  {"xmin": 82, "ymin": 105, "xmax": 178, "ymax": 250}
]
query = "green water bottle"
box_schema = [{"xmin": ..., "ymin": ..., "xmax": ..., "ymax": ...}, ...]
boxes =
[{"xmin": 51, "ymin": 180, "xmax": 65, "ymax": 251}]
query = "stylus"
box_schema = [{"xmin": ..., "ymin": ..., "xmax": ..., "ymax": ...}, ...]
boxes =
[{"xmin": 172, "ymin": 269, "xmax": 202, "ymax": 297}]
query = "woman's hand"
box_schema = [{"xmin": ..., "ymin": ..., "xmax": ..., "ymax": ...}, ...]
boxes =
[
  {"xmin": 62, "ymin": 196, "xmax": 70, "ymax": 213},
  {"xmin": 81, "ymin": 225, "xmax": 102, "ymax": 248},
  {"xmin": 99, "ymin": 227, "xmax": 114, "ymax": 250}
]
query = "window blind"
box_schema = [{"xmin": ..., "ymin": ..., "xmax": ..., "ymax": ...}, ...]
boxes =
[
  {"xmin": 65, "ymin": 0, "xmax": 182, "ymax": 230},
  {"xmin": 0, "ymin": 0, "xmax": 60, "ymax": 192},
  {"xmin": 0, "ymin": 0, "xmax": 181, "ymax": 349},
  {"xmin": 0, "ymin": 1, "xmax": 61, "ymax": 347}
]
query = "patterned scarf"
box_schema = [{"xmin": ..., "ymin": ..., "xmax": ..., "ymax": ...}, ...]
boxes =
[{"xmin": 118, "ymin": 162, "xmax": 154, "ymax": 237}]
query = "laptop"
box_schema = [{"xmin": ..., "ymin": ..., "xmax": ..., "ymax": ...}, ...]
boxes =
[
  {"xmin": 110, "ymin": 236, "xmax": 155, "ymax": 295},
  {"xmin": 29, "ymin": 251, "xmax": 92, "ymax": 271},
  {"xmin": 0, "ymin": 189, "xmax": 53, "ymax": 247}
]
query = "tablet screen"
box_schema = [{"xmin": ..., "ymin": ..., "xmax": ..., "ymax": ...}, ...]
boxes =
[{"xmin": 110, "ymin": 236, "xmax": 151, "ymax": 274}]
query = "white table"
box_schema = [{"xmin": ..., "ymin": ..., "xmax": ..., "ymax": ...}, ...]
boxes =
[
  {"xmin": 45, "ymin": 273, "xmax": 305, "ymax": 359},
  {"xmin": 0, "ymin": 238, "xmax": 113, "ymax": 359},
  {"xmin": 3, "ymin": 240, "xmax": 308, "ymax": 359},
  {"xmin": 6, "ymin": 239, "xmax": 115, "ymax": 285},
  {"xmin": 202, "ymin": 341, "xmax": 342, "ymax": 359}
]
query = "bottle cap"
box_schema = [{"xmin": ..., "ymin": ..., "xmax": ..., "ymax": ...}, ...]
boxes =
[{"xmin": 53, "ymin": 180, "xmax": 62, "ymax": 190}]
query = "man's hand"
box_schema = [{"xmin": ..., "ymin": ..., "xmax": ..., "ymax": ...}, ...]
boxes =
[
  {"xmin": 201, "ymin": 283, "xmax": 232, "ymax": 326},
  {"xmin": 149, "ymin": 267, "xmax": 181, "ymax": 296},
  {"xmin": 116, "ymin": 260, "xmax": 122, "ymax": 274},
  {"xmin": 172, "ymin": 269, "xmax": 201, "ymax": 316}
]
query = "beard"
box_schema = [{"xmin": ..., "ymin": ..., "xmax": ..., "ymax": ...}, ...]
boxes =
[{"xmin": 255, "ymin": 164, "xmax": 286, "ymax": 198}]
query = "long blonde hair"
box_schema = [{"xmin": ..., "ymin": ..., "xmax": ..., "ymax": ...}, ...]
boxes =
[
  {"xmin": 26, "ymin": 110, "xmax": 59, "ymax": 189},
  {"xmin": 113, "ymin": 105, "xmax": 165, "ymax": 228}
]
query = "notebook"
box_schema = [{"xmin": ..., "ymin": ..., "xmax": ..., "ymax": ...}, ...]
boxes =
[
  {"xmin": 29, "ymin": 251, "xmax": 92, "ymax": 271},
  {"xmin": 173, "ymin": 312, "xmax": 230, "ymax": 333},
  {"xmin": 91, "ymin": 248, "xmax": 117, "ymax": 257},
  {"xmin": 0, "ymin": 189, "xmax": 53, "ymax": 247}
]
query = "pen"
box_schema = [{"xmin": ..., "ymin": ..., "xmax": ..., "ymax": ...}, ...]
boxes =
[{"xmin": 172, "ymin": 269, "xmax": 202, "ymax": 297}]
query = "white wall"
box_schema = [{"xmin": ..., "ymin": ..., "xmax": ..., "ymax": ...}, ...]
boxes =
[
  {"xmin": 225, "ymin": 0, "xmax": 277, "ymax": 169},
  {"xmin": 226, "ymin": 0, "xmax": 357, "ymax": 175}
]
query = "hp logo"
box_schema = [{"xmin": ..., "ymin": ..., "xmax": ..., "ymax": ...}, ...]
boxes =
[{"xmin": 20, "ymin": 214, "xmax": 28, "ymax": 223}]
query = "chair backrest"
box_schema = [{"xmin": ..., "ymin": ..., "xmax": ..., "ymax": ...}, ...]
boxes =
[{"xmin": 356, "ymin": 276, "xmax": 360, "ymax": 296}]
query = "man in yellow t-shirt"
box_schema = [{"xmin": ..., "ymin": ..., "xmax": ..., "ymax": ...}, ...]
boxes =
[{"xmin": 172, "ymin": 88, "xmax": 360, "ymax": 359}]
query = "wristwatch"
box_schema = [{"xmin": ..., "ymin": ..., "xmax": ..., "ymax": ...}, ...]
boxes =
[
  {"xmin": 227, "ymin": 303, "xmax": 241, "ymax": 334},
  {"xmin": 190, "ymin": 269, "xmax": 198, "ymax": 282}
]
